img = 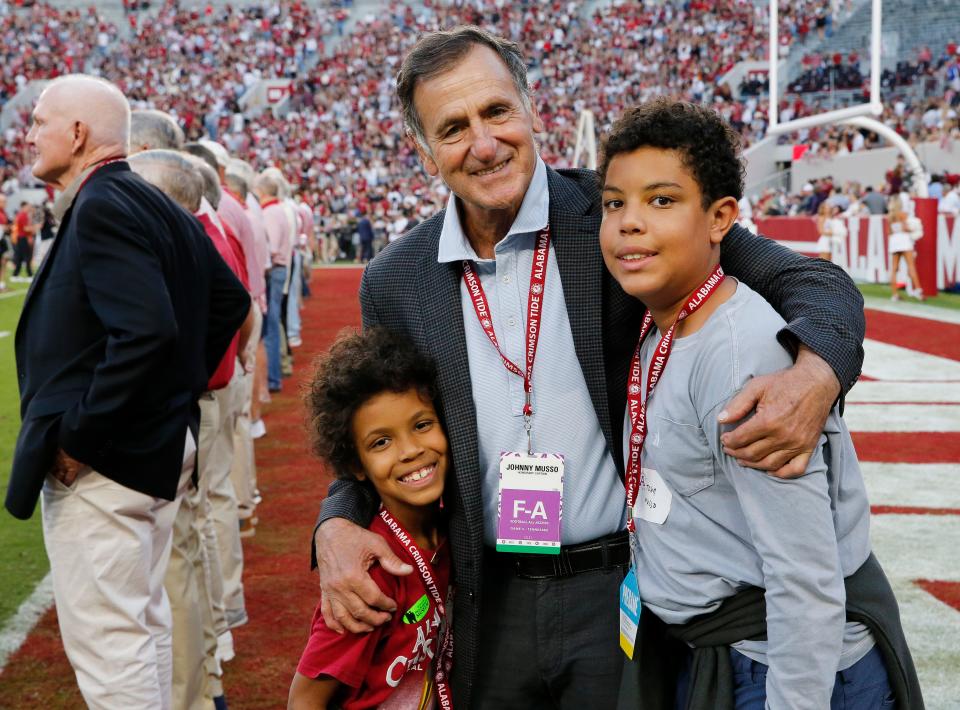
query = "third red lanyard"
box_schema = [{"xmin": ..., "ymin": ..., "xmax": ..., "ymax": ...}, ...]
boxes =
[
  {"xmin": 625, "ymin": 264, "xmax": 726, "ymax": 532},
  {"xmin": 378, "ymin": 506, "xmax": 455, "ymax": 709},
  {"xmin": 462, "ymin": 226, "xmax": 550, "ymax": 454}
]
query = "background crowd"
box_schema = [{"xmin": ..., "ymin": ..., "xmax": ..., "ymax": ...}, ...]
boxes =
[{"xmin": 2, "ymin": 0, "xmax": 958, "ymax": 256}]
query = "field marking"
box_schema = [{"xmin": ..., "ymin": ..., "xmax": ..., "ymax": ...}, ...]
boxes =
[
  {"xmin": 864, "ymin": 297, "xmax": 960, "ymax": 326},
  {"xmin": 886, "ymin": 580, "xmax": 960, "ymax": 709},
  {"xmin": 862, "ymin": 464, "xmax": 960, "ymax": 509},
  {"xmin": 843, "ymin": 403, "xmax": 960, "ymax": 432},
  {"xmin": 0, "ymin": 330, "xmax": 10, "ymax": 339},
  {"xmin": 847, "ymin": 382, "xmax": 960, "ymax": 403},
  {"xmin": 0, "ymin": 572, "xmax": 54, "ymax": 673},
  {"xmin": 862, "ymin": 339, "xmax": 960, "ymax": 380}
]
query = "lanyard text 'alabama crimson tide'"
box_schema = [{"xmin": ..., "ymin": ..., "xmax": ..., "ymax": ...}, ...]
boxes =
[
  {"xmin": 625, "ymin": 264, "xmax": 726, "ymax": 532},
  {"xmin": 462, "ymin": 226, "xmax": 550, "ymax": 454},
  {"xmin": 378, "ymin": 507, "xmax": 454, "ymax": 709}
]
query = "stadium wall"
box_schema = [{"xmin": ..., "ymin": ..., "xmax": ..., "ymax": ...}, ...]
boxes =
[
  {"xmin": 790, "ymin": 140, "xmax": 960, "ymax": 193},
  {"xmin": 757, "ymin": 208, "xmax": 958, "ymax": 292}
]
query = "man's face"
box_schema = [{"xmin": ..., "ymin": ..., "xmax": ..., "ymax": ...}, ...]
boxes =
[
  {"xmin": 412, "ymin": 44, "xmax": 544, "ymax": 220},
  {"xmin": 26, "ymin": 90, "xmax": 78, "ymax": 187}
]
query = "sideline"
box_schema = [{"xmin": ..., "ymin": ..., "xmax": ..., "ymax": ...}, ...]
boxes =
[
  {"xmin": 863, "ymin": 296, "xmax": 960, "ymax": 325},
  {"xmin": 0, "ymin": 572, "xmax": 54, "ymax": 672}
]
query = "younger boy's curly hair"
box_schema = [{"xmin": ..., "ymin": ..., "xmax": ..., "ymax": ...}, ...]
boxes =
[
  {"xmin": 305, "ymin": 327, "xmax": 439, "ymax": 480},
  {"xmin": 599, "ymin": 98, "xmax": 745, "ymax": 209}
]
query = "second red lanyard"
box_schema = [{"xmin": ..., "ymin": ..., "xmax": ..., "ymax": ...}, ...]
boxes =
[{"xmin": 625, "ymin": 264, "xmax": 726, "ymax": 532}]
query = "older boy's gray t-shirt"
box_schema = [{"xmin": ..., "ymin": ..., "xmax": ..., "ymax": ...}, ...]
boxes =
[{"xmin": 624, "ymin": 281, "xmax": 873, "ymax": 709}]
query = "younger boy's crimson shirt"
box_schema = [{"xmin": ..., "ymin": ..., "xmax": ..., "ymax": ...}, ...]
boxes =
[{"xmin": 298, "ymin": 513, "xmax": 451, "ymax": 710}]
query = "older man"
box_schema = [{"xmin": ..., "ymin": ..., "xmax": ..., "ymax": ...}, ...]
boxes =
[
  {"xmin": 254, "ymin": 170, "xmax": 291, "ymax": 392},
  {"xmin": 130, "ymin": 109, "xmax": 186, "ymax": 152},
  {"xmin": 314, "ymin": 28, "xmax": 867, "ymax": 708},
  {"xmin": 7, "ymin": 75, "xmax": 249, "ymax": 709}
]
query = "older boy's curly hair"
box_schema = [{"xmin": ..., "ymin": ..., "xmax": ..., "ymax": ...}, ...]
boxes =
[
  {"xmin": 305, "ymin": 327, "xmax": 438, "ymax": 479},
  {"xmin": 599, "ymin": 98, "xmax": 745, "ymax": 209}
]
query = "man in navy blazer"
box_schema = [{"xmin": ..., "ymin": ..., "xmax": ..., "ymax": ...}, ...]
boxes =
[{"xmin": 6, "ymin": 75, "xmax": 249, "ymax": 708}]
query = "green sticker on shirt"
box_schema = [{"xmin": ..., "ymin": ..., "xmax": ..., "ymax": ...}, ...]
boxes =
[{"xmin": 402, "ymin": 594, "xmax": 430, "ymax": 624}]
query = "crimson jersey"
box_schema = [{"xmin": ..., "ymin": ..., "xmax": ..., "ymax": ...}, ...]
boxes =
[{"xmin": 297, "ymin": 514, "xmax": 451, "ymax": 710}]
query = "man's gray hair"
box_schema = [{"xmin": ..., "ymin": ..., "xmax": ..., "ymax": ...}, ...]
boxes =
[
  {"xmin": 189, "ymin": 157, "xmax": 222, "ymax": 210},
  {"xmin": 226, "ymin": 159, "xmax": 255, "ymax": 187},
  {"xmin": 260, "ymin": 167, "xmax": 290, "ymax": 198},
  {"xmin": 128, "ymin": 150, "xmax": 203, "ymax": 213},
  {"xmin": 224, "ymin": 171, "xmax": 248, "ymax": 201},
  {"xmin": 396, "ymin": 25, "xmax": 531, "ymax": 149},
  {"xmin": 130, "ymin": 110, "xmax": 185, "ymax": 152},
  {"xmin": 254, "ymin": 172, "xmax": 281, "ymax": 198}
]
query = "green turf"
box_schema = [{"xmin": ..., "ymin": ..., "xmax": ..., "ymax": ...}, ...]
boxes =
[
  {"xmin": 858, "ymin": 282, "xmax": 960, "ymax": 310},
  {"xmin": 0, "ymin": 277, "xmax": 49, "ymax": 629}
]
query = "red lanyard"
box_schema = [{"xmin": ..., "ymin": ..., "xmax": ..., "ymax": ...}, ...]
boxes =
[
  {"xmin": 462, "ymin": 227, "xmax": 550, "ymax": 443},
  {"xmin": 378, "ymin": 507, "xmax": 454, "ymax": 710},
  {"xmin": 625, "ymin": 264, "xmax": 726, "ymax": 533}
]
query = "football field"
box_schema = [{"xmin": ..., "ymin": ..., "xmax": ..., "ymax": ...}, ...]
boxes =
[{"xmin": 0, "ymin": 270, "xmax": 958, "ymax": 707}]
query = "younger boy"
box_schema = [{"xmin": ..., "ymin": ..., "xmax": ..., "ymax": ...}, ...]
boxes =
[
  {"xmin": 289, "ymin": 328, "xmax": 452, "ymax": 710},
  {"xmin": 598, "ymin": 100, "xmax": 918, "ymax": 709}
]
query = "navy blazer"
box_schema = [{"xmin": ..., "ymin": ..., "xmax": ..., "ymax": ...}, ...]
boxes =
[
  {"xmin": 6, "ymin": 162, "xmax": 250, "ymax": 520},
  {"xmin": 318, "ymin": 167, "xmax": 866, "ymax": 704}
]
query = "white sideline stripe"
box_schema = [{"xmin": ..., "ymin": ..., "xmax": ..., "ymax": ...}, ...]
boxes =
[
  {"xmin": 848, "ymin": 381, "xmax": 960, "ymax": 403},
  {"xmin": 862, "ymin": 339, "xmax": 960, "ymax": 381},
  {"xmin": 872, "ymin": 515, "xmax": 960, "ymax": 582},
  {"xmin": 0, "ymin": 330, "xmax": 10, "ymax": 339},
  {"xmin": 885, "ymin": 581, "xmax": 960, "ymax": 709},
  {"xmin": 864, "ymin": 296, "xmax": 960, "ymax": 325},
  {"xmin": 862, "ymin": 464, "xmax": 960, "ymax": 509},
  {"xmin": 844, "ymin": 403, "xmax": 960, "ymax": 432},
  {"xmin": 0, "ymin": 572, "xmax": 54, "ymax": 672},
  {"xmin": 0, "ymin": 289, "xmax": 27, "ymax": 300}
]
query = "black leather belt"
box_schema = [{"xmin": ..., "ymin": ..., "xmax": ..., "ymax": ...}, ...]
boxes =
[{"xmin": 487, "ymin": 531, "xmax": 629, "ymax": 580}]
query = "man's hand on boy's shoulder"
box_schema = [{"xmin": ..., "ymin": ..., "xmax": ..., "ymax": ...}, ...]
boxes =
[
  {"xmin": 315, "ymin": 518, "xmax": 414, "ymax": 634},
  {"xmin": 716, "ymin": 346, "xmax": 840, "ymax": 479}
]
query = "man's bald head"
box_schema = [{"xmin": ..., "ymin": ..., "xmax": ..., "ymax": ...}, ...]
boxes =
[
  {"xmin": 27, "ymin": 74, "xmax": 131, "ymax": 190},
  {"xmin": 43, "ymin": 75, "xmax": 130, "ymax": 151}
]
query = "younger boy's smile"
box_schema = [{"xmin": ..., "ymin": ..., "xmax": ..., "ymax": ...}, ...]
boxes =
[{"xmin": 352, "ymin": 389, "xmax": 449, "ymax": 534}]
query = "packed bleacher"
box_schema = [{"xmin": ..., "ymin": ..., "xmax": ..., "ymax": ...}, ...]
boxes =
[{"xmin": 1, "ymin": 0, "xmax": 958, "ymax": 235}]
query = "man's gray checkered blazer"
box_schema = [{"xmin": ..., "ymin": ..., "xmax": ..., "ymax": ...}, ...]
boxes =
[{"xmin": 317, "ymin": 167, "xmax": 865, "ymax": 705}]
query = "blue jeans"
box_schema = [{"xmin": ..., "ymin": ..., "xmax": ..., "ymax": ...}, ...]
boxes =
[
  {"xmin": 286, "ymin": 250, "xmax": 302, "ymax": 341},
  {"xmin": 727, "ymin": 645, "xmax": 894, "ymax": 709},
  {"xmin": 265, "ymin": 265, "xmax": 287, "ymax": 390}
]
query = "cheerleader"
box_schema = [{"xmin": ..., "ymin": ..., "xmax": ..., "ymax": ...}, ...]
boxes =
[
  {"xmin": 816, "ymin": 202, "xmax": 835, "ymax": 261},
  {"xmin": 888, "ymin": 195, "xmax": 924, "ymax": 301}
]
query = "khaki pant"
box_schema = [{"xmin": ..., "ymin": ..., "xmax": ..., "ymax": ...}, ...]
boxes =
[
  {"xmin": 42, "ymin": 433, "xmax": 195, "ymax": 710},
  {"xmin": 231, "ymin": 308, "xmax": 260, "ymax": 521},
  {"xmin": 210, "ymin": 373, "xmax": 247, "ymax": 626},
  {"xmin": 165, "ymin": 397, "xmax": 224, "ymax": 709}
]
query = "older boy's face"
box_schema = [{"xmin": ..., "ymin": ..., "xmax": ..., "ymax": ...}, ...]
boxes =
[
  {"xmin": 352, "ymin": 389, "xmax": 448, "ymax": 520},
  {"xmin": 600, "ymin": 147, "xmax": 732, "ymax": 309}
]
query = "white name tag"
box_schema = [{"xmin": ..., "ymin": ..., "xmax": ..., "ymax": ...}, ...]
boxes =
[
  {"xmin": 635, "ymin": 467, "xmax": 671, "ymax": 525},
  {"xmin": 496, "ymin": 452, "xmax": 564, "ymax": 554}
]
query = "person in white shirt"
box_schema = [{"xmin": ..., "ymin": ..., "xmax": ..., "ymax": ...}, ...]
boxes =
[{"xmin": 940, "ymin": 185, "xmax": 960, "ymax": 216}]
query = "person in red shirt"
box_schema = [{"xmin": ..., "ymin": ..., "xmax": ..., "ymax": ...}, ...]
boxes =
[
  {"xmin": 290, "ymin": 328, "xmax": 452, "ymax": 710},
  {"xmin": 11, "ymin": 202, "xmax": 38, "ymax": 278},
  {"xmin": 0, "ymin": 193, "xmax": 10, "ymax": 291}
]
